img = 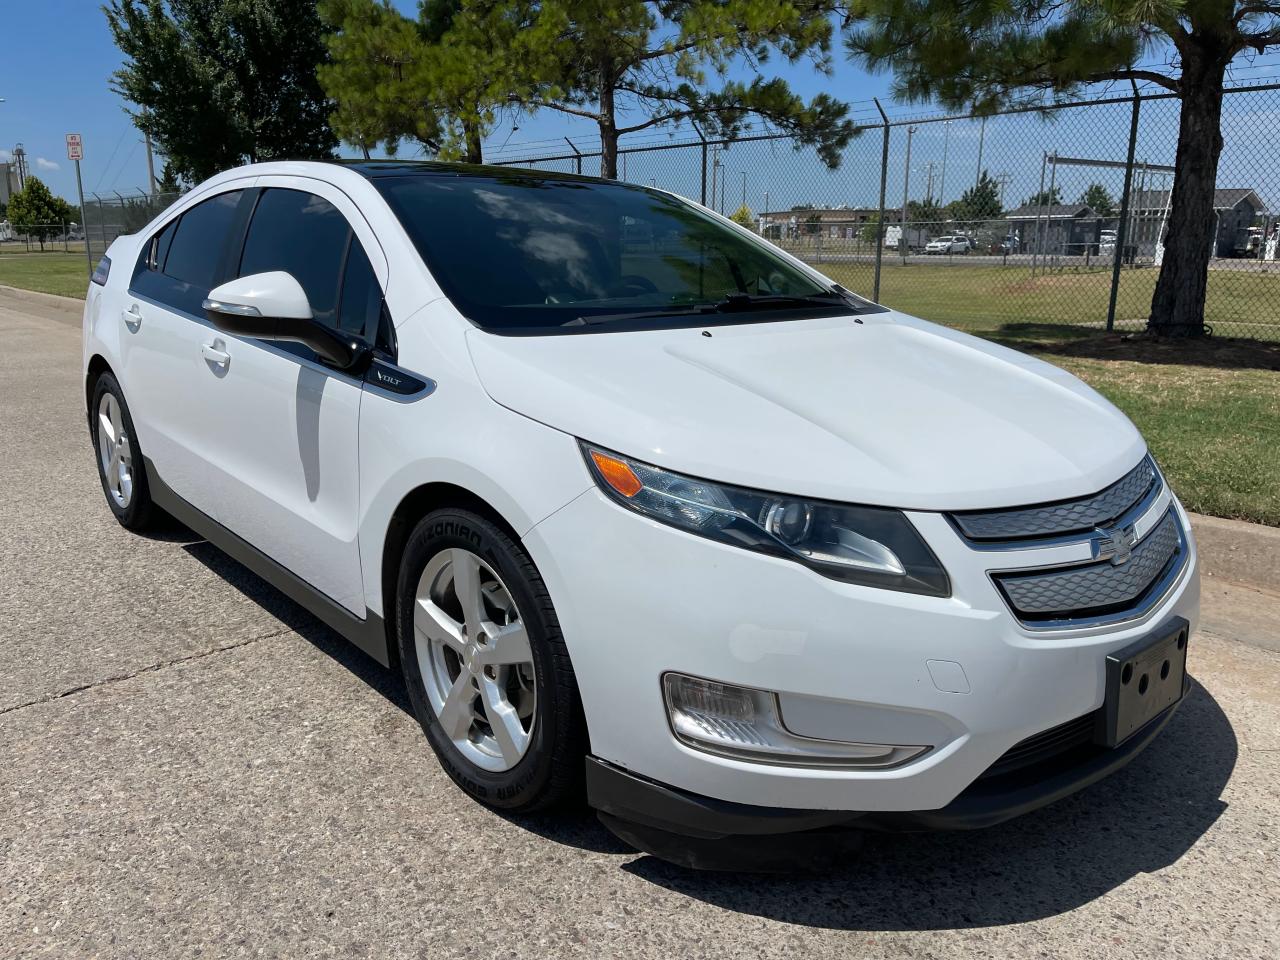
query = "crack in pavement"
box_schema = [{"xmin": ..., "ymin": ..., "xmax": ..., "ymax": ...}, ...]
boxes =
[{"xmin": 0, "ymin": 628, "xmax": 291, "ymax": 718}]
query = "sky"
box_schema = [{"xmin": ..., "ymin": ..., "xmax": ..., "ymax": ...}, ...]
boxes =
[
  {"xmin": 4, "ymin": 2, "xmax": 1280, "ymax": 218},
  {"xmin": 0, "ymin": 0, "xmax": 896, "ymax": 206}
]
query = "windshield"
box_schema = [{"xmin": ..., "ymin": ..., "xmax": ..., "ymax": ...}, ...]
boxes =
[{"xmin": 373, "ymin": 171, "xmax": 871, "ymax": 333}]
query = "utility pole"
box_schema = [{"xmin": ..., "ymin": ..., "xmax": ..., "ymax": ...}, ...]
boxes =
[
  {"xmin": 975, "ymin": 116, "xmax": 987, "ymax": 189},
  {"xmin": 144, "ymin": 130, "xmax": 157, "ymax": 195},
  {"xmin": 925, "ymin": 161, "xmax": 935, "ymax": 205},
  {"xmin": 939, "ymin": 120, "xmax": 951, "ymax": 202},
  {"xmin": 709, "ymin": 145, "xmax": 719, "ymax": 212},
  {"xmin": 761, "ymin": 189, "xmax": 769, "ymax": 235},
  {"xmin": 901, "ymin": 125, "xmax": 915, "ymax": 261}
]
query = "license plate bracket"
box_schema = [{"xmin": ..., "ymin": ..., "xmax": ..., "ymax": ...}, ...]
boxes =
[{"xmin": 1095, "ymin": 617, "xmax": 1190, "ymax": 748}]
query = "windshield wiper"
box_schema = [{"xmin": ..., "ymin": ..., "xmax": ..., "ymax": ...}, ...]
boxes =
[
  {"xmin": 708, "ymin": 292, "xmax": 852, "ymax": 313},
  {"xmin": 563, "ymin": 289, "xmax": 864, "ymax": 327},
  {"xmin": 562, "ymin": 306, "xmax": 712, "ymax": 327}
]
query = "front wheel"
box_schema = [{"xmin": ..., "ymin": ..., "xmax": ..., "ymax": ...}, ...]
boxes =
[{"xmin": 396, "ymin": 508, "xmax": 586, "ymax": 811}]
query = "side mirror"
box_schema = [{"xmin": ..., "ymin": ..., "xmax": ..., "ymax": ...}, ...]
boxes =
[{"xmin": 203, "ymin": 272, "xmax": 367, "ymax": 369}]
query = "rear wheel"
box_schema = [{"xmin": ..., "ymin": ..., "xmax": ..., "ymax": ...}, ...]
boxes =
[
  {"xmin": 90, "ymin": 372, "xmax": 156, "ymax": 531},
  {"xmin": 396, "ymin": 508, "xmax": 585, "ymax": 810}
]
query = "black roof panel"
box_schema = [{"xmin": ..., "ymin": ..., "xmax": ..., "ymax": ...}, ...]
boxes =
[{"xmin": 328, "ymin": 159, "xmax": 602, "ymax": 183}]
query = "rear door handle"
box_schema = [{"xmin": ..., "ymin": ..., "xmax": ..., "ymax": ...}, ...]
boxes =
[
  {"xmin": 122, "ymin": 304, "xmax": 143, "ymax": 331},
  {"xmin": 201, "ymin": 341, "xmax": 231, "ymax": 368}
]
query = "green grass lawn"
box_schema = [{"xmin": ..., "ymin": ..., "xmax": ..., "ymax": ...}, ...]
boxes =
[
  {"xmin": 2, "ymin": 251, "xmax": 1276, "ymax": 524},
  {"xmin": 0, "ymin": 252, "xmax": 92, "ymax": 299},
  {"xmin": 823, "ymin": 259, "xmax": 1280, "ymax": 343}
]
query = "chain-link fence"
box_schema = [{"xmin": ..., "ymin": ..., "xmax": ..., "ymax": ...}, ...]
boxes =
[
  {"xmin": 82, "ymin": 191, "xmax": 182, "ymax": 267},
  {"xmin": 495, "ymin": 82, "xmax": 1280, "ymax": 343},
  {"xmin": 0, "ymin": 222, "xmax": 86, "ymax": 254},
  {"xmin": 75, "ymin": 83, "xmax": 1280, "ymax": 342}
]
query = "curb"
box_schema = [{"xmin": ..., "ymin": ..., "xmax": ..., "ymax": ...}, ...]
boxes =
[
  {"xmin": 0, "ymin": 283, "xmax": 87, "ymax": 308},
  {"xmin": 1188, "ymin": 512, "xmax": 1280, "ymax": 594}
]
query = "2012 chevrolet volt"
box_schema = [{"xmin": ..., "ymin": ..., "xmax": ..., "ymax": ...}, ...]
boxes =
[{"xmin": 83, "ymin": 161, "xmax": 1198, "ymax": 868}]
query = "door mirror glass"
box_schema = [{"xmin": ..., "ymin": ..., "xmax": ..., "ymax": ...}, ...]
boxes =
[{"xmin": 204, "ymin": 272, "xmax": 368, "ymax": 369}]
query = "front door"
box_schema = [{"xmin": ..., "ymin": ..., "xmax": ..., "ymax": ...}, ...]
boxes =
[{"xmin": 198, "ymin": 180, "xmax": 388, "ymax": 615}]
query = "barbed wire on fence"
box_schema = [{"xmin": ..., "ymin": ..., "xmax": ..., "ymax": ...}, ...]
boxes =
[{"xmin": 77, "ymin": 82, "xmax": 1280, "ymax": 343}]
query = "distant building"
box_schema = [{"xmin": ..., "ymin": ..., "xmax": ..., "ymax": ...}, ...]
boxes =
[
  {"xmin": 1003, "ymin": 203, "xmax": 1105, "ymax": 254},
  {"xmin": 758, "ymin": 206, "xmax": 880, "ymax": 240},
  {"xmin": 1129, "ymin": 187, "xmax": 1267, "ymax": 257},
  {"xmin": 0, "ymin": 162, "xmax": 19, "ymax": 207}
]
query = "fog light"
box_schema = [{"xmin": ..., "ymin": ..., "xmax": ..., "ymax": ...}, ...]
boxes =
[{"xmin": 662, "ymin": 673, "xmax": 928, "ymax": 769}]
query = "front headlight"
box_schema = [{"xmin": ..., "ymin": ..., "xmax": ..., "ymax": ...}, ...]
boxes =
[{"xmin": 581, "ymin": 442, "xmax": 950, "ymax": 597}]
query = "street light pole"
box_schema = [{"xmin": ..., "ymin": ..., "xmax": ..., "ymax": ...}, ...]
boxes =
[{"xmin": 939, "ymin": 120, "xmax": 951, "ymax": 202}]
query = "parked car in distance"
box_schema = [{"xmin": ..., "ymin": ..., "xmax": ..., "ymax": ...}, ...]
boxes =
[
  {"xmin": 925, "ymin": 235, "xmax": 970, "ymax": 254},
  {"xmin": 1099, "ymin": 229, "xmax": 1118, "ymax": 255},
  {"xmin": 83, "ymin": 161, "xmax": 1200, "ymax": 869}
]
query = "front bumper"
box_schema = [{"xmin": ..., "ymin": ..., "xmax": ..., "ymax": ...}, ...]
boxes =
[
  {"xmin": 586, "ymin": 687, "xmax": 1185, "ymax": 867},
  {"xmin": 522, "ymin": 485, "xmax": 1200, "ymax": 816}
]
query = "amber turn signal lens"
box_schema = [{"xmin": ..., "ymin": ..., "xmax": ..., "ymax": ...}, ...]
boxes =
[{"xmin": 589, "ymin": 450, "xmax": 644, "ymax": 498}]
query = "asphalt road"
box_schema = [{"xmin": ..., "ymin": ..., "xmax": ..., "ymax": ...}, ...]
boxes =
[{"xmin": 2, "ymin": 286, "xmax": 1278, "ymax": 959}]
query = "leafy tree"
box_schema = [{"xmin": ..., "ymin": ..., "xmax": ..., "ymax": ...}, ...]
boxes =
[
  {"xmin": 485, "ymin": 0, "xmax": 856, "ymax": 179},
  {"xmin": 105, "ymin": 0, "xmax": 338, "ymax": 184},
  {"xmin": 155, "ymin": 162, "xmax": 185, "ymax": 195},
  {"xmin": 953, "ymin": 170, "xmax": 1002, "ymax": 222},
  {"xmin": 859, "ymin": 211, "xmax": 880, "ymax": 244},
  {"xmin": 803, "ymin": 211, "xmax": 823, "ymax": 235},
  {"xmin": 729, "ymin": 203, "xmax": 755, "ymax": 228},
  {"xmin": 1022, "ymin": 187, "xmax": 1063, "ymax": 209},
  {"xmin": 319, "ymin": 0, "xmax": 505, "ymax": 162},
  {"xmin": 1080, "ymin": 182, "xmax": 1115, "ymax": 218},
  {"xmin": 905, "ymin": 197, "xmax": 942, "ymax": 224},
  {"xmin": 6, "ymin": 177, "xmax": 74, "ymax": 251},
  {"xmin": 843, "ymin": 0, "xmax": 1280, "ymax": 337}
]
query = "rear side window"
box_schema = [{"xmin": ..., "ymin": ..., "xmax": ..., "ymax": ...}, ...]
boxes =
[
  {"xmin": 164, "ymin": 191, "xmax": 242, "ymax": 288},
  {"xmin": 239, "ymin": 189, "xmax": 351, "ymax": 330}
]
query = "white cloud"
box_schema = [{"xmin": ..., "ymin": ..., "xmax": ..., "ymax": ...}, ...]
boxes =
[{"xmin": 35, "ymin": 157, "xmax": 60, "ymax": 172}]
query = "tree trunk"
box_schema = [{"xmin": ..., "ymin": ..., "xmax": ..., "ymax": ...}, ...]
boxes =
[
  {"xmin": 599, "ymin": 84, "xmax": 619, "ymax": 179},
  {"xmin": 1147, "ymin": 47, "xmax": 1230, "ymax": 338},
  {"xmin": 463, "ymin": 118, "xmax": 483, "ymax": 164},
  {"xmin": 598, "ymin": 61, "xmax": 618, "ymax": 179}
]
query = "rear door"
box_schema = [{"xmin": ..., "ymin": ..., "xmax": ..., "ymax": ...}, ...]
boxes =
[
  {"xmin": 121, "ymin": 186, "xmax": 254, "ymax": 517},
  {"xmin": 197, "ymin": 179, "xmax": 388, "ymax": 614}
]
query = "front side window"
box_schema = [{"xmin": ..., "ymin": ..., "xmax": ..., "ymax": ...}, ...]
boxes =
[
  {"xmin": 374, "ymin": 173, "xmax": 871, "ymax": 333},
  {"xmin": 239, "ymin": 189, "xmax": 352, "ymax": 331}
]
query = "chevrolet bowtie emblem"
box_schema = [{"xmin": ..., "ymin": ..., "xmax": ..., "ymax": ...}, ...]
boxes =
[{"xmin": 1093, "ymin": 525, "xmax": 1137, "ymax": 566}]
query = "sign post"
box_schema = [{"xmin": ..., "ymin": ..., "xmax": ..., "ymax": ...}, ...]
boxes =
[{"xmin": 66, "ymin": 134, "xmax": 92, "ymax": 276}]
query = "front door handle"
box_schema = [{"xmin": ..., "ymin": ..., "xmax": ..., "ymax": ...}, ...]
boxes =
[
  {"xmin": 201, "ymin": 341, "xmax": 231, "ymax": 368},
  {"xmin": 122, "ymin": 304, "xmax": 143, "ymax": 331}
]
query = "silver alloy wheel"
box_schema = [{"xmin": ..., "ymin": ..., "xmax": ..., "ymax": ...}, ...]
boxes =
[
  {"xmin": 413, "ymin": 548, "xmax": 537, "ymax": 772},
  {"xmin": 97, "ymin": 392, "xmax": 133, "ymax": 509}
]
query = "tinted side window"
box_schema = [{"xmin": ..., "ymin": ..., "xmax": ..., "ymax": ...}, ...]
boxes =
[
  {"xmin": 337, "ymin": 240, "xmax": 382, "ymax": 339},
  {"xmin": 239, "ymin": 189, "xmax": 351, "ymax": 330},
  {"xmin": 164, "ymin": 191, "xmax": 242, "ymax": 289}
]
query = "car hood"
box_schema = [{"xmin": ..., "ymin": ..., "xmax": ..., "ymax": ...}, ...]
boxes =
[{"xmin": 465, "ymin": 311, "xmax": 1145, "ymax": 510}]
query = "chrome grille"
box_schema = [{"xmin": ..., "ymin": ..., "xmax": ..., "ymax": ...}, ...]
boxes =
[
  {"xmin": 994, "ymin": 510, "xmax": 1185, "ymax": 626},
  {"xmin": 952, "ymin": 457, "xmax": 1158, "ymax": 543}
]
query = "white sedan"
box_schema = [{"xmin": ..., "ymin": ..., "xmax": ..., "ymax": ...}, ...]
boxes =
[
  {"xmin": 83, "ymin": 160, "xmax": 1198, "ymax": 869},
  {"xmin": 925, "ymin": 235, "xmax": 971, "ymax": 254}
]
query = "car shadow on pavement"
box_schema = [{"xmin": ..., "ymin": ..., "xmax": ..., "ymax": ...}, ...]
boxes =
[
  {"xmin": 181, "ymin": 540, "xmax": 1238, "ymax": 908},
  {"xmin": 623, "ymin": 678, "xmax": 1236, "ymax": 929},
  {"xmin": 181, "ymin": 538, "xmax": 635, "ymax": 855}
]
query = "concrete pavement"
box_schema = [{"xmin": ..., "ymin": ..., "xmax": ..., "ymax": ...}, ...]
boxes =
[{"xmin": 1, "ymin": 287, "xmax": 1277, "ymax": 959}]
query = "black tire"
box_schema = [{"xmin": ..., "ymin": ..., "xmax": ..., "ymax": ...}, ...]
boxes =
[
  {"xmin": 396, "ymin": 507, "xmax": 586, "ymax": 811},
  {"xmin": 90, "ymin": 371, "xmax": 157, "ymax": 532}
]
